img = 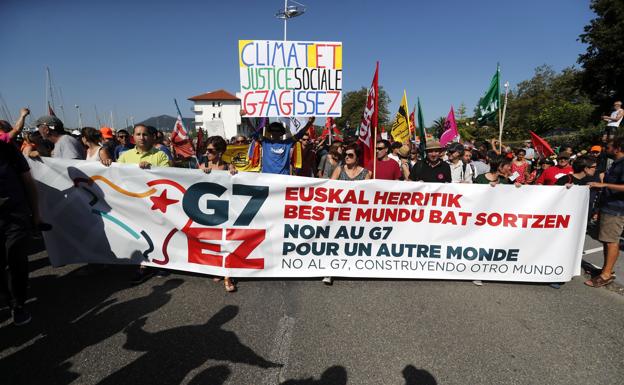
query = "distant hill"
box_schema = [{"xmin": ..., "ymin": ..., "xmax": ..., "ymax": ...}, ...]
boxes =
[{"xmin": 137, "ymin": 115, "xmax": 194, "ymax": 132}]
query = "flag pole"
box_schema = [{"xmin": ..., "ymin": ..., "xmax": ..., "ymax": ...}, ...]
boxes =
[
  {"xmin": 497, "ymin": 64, "xmax": 502, "ymax": 153},
  {"xmin": 500, "ymin": 81, "xmax": 510, "ymax": 148},
  {"xmin": 412, "ymin": 103, "xmax": 417, "ymax": 144},
  {"xmin": 373, "ymin": 129, "xmax": 377, "ymax": 179}
]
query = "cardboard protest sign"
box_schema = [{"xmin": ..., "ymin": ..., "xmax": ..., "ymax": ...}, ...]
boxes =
[{"xmin": 239, "ymin": 40, "xmax": 342, "ymax": 117}]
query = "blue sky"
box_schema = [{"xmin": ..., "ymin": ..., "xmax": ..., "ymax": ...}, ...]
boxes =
[{"xmin": 0, "ymin": 0, "xmax": 594, "ymax": 128}]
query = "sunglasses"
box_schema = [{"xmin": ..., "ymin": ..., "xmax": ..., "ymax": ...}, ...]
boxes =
[
  {"xmin": 206, "ymin": 148, "xmax": 218, "ymax": 154},
  {"xmin": 345, "ymin": 152, "xmax": 356, "ymax": 158},
  {"xmin": 376, "ymin": 147, "xmax": 386, "ymax": 151},
  {"xmin": 234, "ymin": 140, "xmax": 246, "ymax": 144}
]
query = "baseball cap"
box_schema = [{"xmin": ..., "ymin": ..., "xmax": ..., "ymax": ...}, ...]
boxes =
[
  {"xmin": 35, "ymin": 115, "xmax": 64, "ymax": 131},
  {"xmin": 100, "ymin": 127, "xmax": 114, "ymax": 139},
  {"xmin": 590, "ymin": 145, "xmax": 602, "ymax": 153}
]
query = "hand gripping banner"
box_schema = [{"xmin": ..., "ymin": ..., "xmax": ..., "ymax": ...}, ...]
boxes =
[{"xmin": 30, "ymin": 158, "xmax": 588, "ymax": 282}]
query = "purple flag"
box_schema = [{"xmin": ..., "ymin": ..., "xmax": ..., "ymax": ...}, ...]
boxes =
[{"xmin": 440, "ymin": 106, "xmax": 459, "ymax": 148}]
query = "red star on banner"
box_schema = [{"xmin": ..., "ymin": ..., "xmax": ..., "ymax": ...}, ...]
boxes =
[{"xmin": 149, "ymin": 190, "xmax": 179, "ymax": 213}]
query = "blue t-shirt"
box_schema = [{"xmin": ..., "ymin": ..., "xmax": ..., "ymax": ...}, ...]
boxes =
[
  {"xmin": 600, "ymin": 157, "xmax": 624, "ymax": 216},
  {"xmin": 114, "ymin": 144, "xmax": 134, "ymax": 160},
  {"xmin": 261, "ymin": 139, "xmax": 294, "ymax": 175},
  {"xmin": 155, "ymin": 144, "xmax": 173, "ymax": 161}
]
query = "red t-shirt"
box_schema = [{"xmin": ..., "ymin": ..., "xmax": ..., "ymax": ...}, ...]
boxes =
[
  {"xmin": 536, "ymin": 165, "xmax": 573, "ymax": 185},
  {"xmin": 375, "ymin": 159, "xmax": 402, "ymax": 180}
]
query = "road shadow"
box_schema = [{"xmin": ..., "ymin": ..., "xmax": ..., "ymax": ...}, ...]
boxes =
[
  {"xmin": 36, "ymin": 165, "xmax": 147, "ymax": 266},
  {"xmin": 187, "ymin": 365, "xmax": 230, "ymax": 385},
  {"xmin": 280, "ymin": 365, "xmax": 347, "ymax": 385},
  {"xmin": 403, "ymin": 365, "xmax": 437, "ymax": 385},
  {"xmin": 96, "ymin": 305, "xmax": 281, "ymax": 385},
  {"xmin": 0, "ymin": 269, "xmax": 183, "ymax": 385}
]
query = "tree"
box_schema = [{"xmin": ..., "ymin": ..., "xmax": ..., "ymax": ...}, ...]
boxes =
[
  {"xmin": 578, "ymin": 0, "xmax": 624, "ymax": 112},
  {"xmin": 456, "ymin": 103, "xmax": 467, "ymax": 120},
  {"xmin": 335, "ymin": 87, "xmax": 391, "ymax": 138},
  {"xmin": 431, "ymin": 117, "xmax": 447, "ymax": 138},
  {"xmin": 500, "ymin": 65, "xmax": 595, "ymax": 139}
]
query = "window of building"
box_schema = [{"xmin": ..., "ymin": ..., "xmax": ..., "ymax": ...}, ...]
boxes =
[
  {"xmin": 212, "ymin": 102, "xmax": 215, "ymax": 107},
  {"xmin": 212, "ymin": 113, "xmax": 216, "ymax": 119},
  {"xmin": 218, "ymin": 112, "xmax": 221, "ymax": 118}
]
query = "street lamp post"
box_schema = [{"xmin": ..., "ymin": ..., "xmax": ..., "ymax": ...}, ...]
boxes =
[
  {"xmin": 75, "ymin": 104, "xmax": 83, "ymax": 129},
  {"xmin": 275, "ymin": 0, "xmax": 306, "ymax": 41}
]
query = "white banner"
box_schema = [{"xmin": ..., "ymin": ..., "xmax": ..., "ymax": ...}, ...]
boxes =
[
  {"xmin": 31, "ymin": 158, "xmax": 589, "ymax": 282},
  {"xmin": 239, "ymin": 40, "xmax": 342, "ymax": 117}
]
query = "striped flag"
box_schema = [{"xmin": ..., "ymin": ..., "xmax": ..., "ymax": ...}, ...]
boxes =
[{"xmin": 171, "ymin": 99, "xmax": 195, "ymax": 159}]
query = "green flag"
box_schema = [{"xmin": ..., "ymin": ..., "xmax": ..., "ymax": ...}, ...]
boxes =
[
  {"xmin": 417, "ymin": 97, "xmax": 427, "ymax": 157},
  {"xmin": 477, "ymin": 66, "xmax": 500, "ymax": 124}
]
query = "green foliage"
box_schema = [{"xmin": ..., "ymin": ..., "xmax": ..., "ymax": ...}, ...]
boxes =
[
  {"xmin": 578, "ymin": 0, "xmax": 624, "ymax": 111},
  {"xmin": 335, "ymin": 87, "xmax": 391, "ymax": 138},
  {"xmin": 499, "ymin": 65, "xmax": 595, "ymax": 140},
  {"xmin": 430, "ymin": 116, "xmax": 446, "ymax": 138},
  {"xmin": 456, "ymin": 103, "xmax": 467, "ymax": 120}
]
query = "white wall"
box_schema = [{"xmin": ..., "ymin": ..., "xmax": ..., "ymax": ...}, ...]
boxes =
[{"xmin": 192, "ymin": 100, "xmax": 242, "ymax": 140}]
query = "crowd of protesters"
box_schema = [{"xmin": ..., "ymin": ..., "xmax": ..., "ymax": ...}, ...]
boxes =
[{"xmin": 1, "ymin": 100, "xmax": 623, "ymax": 325}]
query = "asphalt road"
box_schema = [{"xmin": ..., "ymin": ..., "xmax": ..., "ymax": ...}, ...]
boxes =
[{"xmin": 1, "ymin": 237, "xmax": 623, "ymax": 385}]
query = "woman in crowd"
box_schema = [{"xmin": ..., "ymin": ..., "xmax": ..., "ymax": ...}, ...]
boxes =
[
  {"xmin": 474, "ymin": 156, "xmax": 513, "ymax": 185},
  {"xmin": 199, "ymin": 135, "xmax": 237, "ymax": 292},
  {"xmin": 322, "ymin": 144, "xmax": 371, "ymax": 285},
  {"xmin": 330, "ymin": 144, "xmax": 372, "ymax": 181},
  {"xmin": 81, "ymin": 126, "xmax": 112, "ymax": 166},
  {"xmin": 511, "ymin": 148, "xmax": 530, "ymax": 184},
  {"xmin": 317, "ymin": 142, "xmax": 343, "ymax": 178},
  {"xmin": 199, "ymin": 135, "xmax": 235, "ymax": 174}
]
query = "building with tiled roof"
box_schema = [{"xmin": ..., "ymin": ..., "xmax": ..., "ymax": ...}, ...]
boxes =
[{"xmin": 188, "ymin": 89, "xmax": 242, "ymax": 140}]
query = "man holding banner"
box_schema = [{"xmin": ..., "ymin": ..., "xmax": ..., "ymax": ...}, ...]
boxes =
[
  {"xmin": 115, "ymin": 124, "xmax": 170, "ymax": 284},
  {"xmin": 257, "ymin": 119, "xmax": 314, "ymax": 175},
  {"xmin": 409, "ymin": 141, "xmax": 451, "ymax": 183},
  {"xmin": 374, "ymin": 140, "xmax": 401, "ymax": 180}
]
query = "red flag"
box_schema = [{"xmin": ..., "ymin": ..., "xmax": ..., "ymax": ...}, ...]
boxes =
[
  {"xmin": 307, "ymin": 123, "xmax": 317, "ymax": 140},
  {"xmin": 321, "ymin": 117, "xmax": 342, "ymax": 143},
  {"xmin": 195, "ymin": 127, "xmax": 205, "ymax": 155},
  {"xmin": 409, "ymin": 109, "xmax": 415, "ymax": 135},
  {"xmin": 358, "ymin": 62, "xmax": 379, "ymax": 170},
  {"xmin": 171, "ymin": 114, "xmax": 195, "ymax": 158},
  {"xmin": 529, "ymin": 130, "xmax": 554, "ymax": 158},
  {"xmin": 48, "ymin": 102, "xmax": 57, "ymax": 117}
]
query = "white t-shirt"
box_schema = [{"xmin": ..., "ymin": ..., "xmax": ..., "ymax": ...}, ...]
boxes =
[
  {"xmin": 85, "ymin": 146, "xmax": 103, "ymax": 161},
  {"xmin": 607, "ymin": 108, "xmax": 623, "ymax": 127},
  {"xmin": 387, "ymin": 153, "xmax": 401, "ymax": 166},
  {"xmin": 448, "ymin": 160, "xmax": 474, "ymax": 183}
]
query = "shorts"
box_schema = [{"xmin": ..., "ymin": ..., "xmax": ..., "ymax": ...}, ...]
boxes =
[
  {"xmin": 598, "ymin": 213, "xmax": 624, "ymax": 243},
  {"xmin": 604, "ymin": 126, "xmax": 617, "ymax": 137}
]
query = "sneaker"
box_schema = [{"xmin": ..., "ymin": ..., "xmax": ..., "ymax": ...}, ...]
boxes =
[
  {"xmin": 472, "ymin": 280, "xmax": 483, "ymax": 286},
  {"xmin": 549, "ymin": 283, "xmax": 562, "ymax": 289},
  {"xmin": 131, "ymin": 267, "xmax": 155, "ymax": 285},
  {"xmin": 12, "ymin": 306, "xmax": 32, "ymax": 326},
  {"xmin": 322, "ymin": 277, "xmax": 333, "ymax": 285}
]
